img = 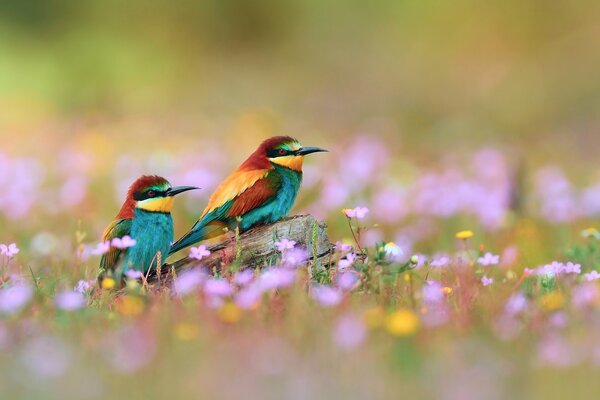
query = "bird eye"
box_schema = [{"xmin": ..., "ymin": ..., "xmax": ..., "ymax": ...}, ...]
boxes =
[
  {"xmin": 147, "ymin": 190, "xmax": 156, "ymax": 198},
  {"xmin": 278, "ymin": 149, "xmax": 287, "ymax": 155}
]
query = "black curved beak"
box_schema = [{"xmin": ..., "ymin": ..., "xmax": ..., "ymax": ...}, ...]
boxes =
[
  {"xmin": 296, "ymin": 146, "xmax": 328, "ymax": 156},
  {"xmin": 166, "ymin": 186, "xmax": 200, "ymax": 197}
]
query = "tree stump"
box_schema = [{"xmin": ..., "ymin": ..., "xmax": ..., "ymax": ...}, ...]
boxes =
[{"xmin": 156, "ymin": 215, "xmax": 334, "ymax": 280}]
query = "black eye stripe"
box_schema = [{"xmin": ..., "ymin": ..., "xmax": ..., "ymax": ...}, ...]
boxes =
[
  {"xmin": 133, "ymin": 189, "xmax": 168, "ymax": 201},
  {"xmin": 267, "ymin": 148, "xmax": 296, "ymax": 158}
]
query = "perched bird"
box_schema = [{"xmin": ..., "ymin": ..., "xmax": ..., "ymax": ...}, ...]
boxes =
[
  {"xmin": 99, "ymin": 175, "xmax": 198, "ymax": 279},
  {"xmin": 169, "ymin": 136, "xmax": 327, "ymax": 254}
]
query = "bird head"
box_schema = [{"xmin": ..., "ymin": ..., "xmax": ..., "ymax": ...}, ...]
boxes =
[
  {"xmin": 259, "ymin": 136, "xmax": 328, "ymax": 172},
  {"xmin": 126, "ymin": 175, "xmax": 199, "ymax": 214}
]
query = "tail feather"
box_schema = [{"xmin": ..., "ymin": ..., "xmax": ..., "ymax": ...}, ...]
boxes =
[{"xmin": 169, "ymin": 221, "xmax": 230, "ymax": 255}]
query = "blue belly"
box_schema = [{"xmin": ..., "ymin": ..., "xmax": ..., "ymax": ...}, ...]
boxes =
[{"xmin": 124, "ymin": 210, "xmax": 174, "ymax": 273}]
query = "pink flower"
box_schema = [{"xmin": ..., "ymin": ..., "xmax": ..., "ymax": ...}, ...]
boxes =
[
  {"xmin": 572, "ymin": 283, "xmax": 599, "ymax": 308},
  {"xmin": 54, "ymin": 291, "xmax": 86, "ymax": 311},
  {"xmin": 332, "ymin": 314, "xmax": 367, "ymax": 351},
  {"xmin": 281, "ymin": 247, "xmax": 309, "ymax": 267},
  {"xmin": 477, "ymin": 252, "xmax": 500, "ymax": 266},
  {"xmin": 430, "ymin": 256, "xmax": 449, "ymax": 268},
  {"xmin": 189, "ymin": 245, "xmax": 211, "ymax": 261},
  {"xmin": 335, "ymin": 270, "xmax": 360, "ymax": 291},
  {"xmin": 204, "ymin": 278, "xmax": 233, "ymax": 297},
  {"xmin": 90, "ymin": 241, "xmax": 110, "ymax": 256},
  {"xmin": 233, "ymin": 269, "xmax": 255, "ymax": 286},
  {"xmin": 172, "ymin": 269, "xmax": 206, "ymax": 296},
  {"xmin": 274, "ymin": 238, "xmax": 296, "ymax": 252},
  {"xmin": 74, "ymin": 280, "xmax": 95, "ymax": 294},
  {"xmin": 125, "ymin": 270, "xmax": 144, "ymax": 280},
  {"xmin": 335, "ymin": 241, "xmax": 352, "ymax": 253},
  {"xmin": 422, "ymin": 281, "xmax": 444, "ymax": 304},
  {"xmin": 343, "ymin": 207, "xmax": 369, "ymax": 219},
  {"xmin": 111, "ymin": 236, "xmax": 136, "ymax": 249},
  {"xmin": 257, "ymin": 268, "xmax": 296, "ymax": 291},
  {"xmin": 584, "ymin": 271, "xmax": 600, "ymax": 281},
  {"xmin": 0, "ymin": 243, "xmax": 19, "ymax": 258},
  {"xmin": 311, "ymin": 285, "xmax": 342, "ymax": 307},
  {"xmin": 0, "ymin": 282, "xmax": 33, "ymax": 314},
  {"xmin": 504, "ymin": 292, "xmax": 527, "ymax": 315},
  {"xmin": 234, "ymin": 285, "xmax": 262, "ymax": 310},
  {"xmin": 338, "ymin": 253, "xmax": 356, "ymax": 270},
  {"xmin": 481, "ymin": 276, "xmax": 494, "ymax": 286}
]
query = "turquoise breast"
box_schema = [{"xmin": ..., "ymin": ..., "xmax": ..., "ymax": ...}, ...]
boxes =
[{"xmin": 124, "ymin": 209, "xmax": 174, "ymax": 273}]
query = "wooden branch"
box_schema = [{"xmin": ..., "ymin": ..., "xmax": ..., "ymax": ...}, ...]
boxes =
[{"xmin": 156, "ymin": 215, "xmax": 334, "ymax": 280}]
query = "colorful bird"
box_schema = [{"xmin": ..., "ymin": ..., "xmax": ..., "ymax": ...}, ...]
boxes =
[
  {"xmin": 99, "ymin": 175, "xmax": 198, "ymax": 280},
  {"xmin": 169, "ymin": 136, "xmax": 327, "ymax": 254}
]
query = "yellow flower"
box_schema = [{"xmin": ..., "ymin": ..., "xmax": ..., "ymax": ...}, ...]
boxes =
[
  {"xmin": 218, "ymin": 302, "xmax": 242, "ymax": 324},
  {"xmin": 385, "ymin": 309, "xmax": 420, "ymax": 337},
  {"xmin": 455, "ymin": 230, "xmax": 474, "ymax": 240},
  {"xmin": 174, "ymin": 323, "xmax": 199, "ymax": 341},
  {"xmin": 442, "ymin": 287, "xmax": 453, "ymax": 295},
  {"xmin": 101, "ymin": 277, "xmax": 116, "ymax": 290},
  {"xmin": 363, "ymin": 307, "xmax": 385, "ymax": 328},
  {"xmin": 116, "ymin": 295, "xmax": 145, "ymax": 316},
  {"xmin": 539, "ymin": 292, "xmax": 564, "ymax": 312}
]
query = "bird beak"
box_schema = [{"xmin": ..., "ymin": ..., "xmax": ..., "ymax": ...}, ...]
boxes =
[
  {"xmin": 296, "ymin": 146, "xmax": 328, "ymax": 156},
  {"xmin": 166, "ymin": 186, "xmax": 200, "ymax": 197}
]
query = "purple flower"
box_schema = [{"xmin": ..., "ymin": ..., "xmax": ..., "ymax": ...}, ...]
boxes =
[
  {"xmin": 234, "ymin": 285, "xmax": 262, "ymax": 310},
  {"xmin": 274, "ymin": 238, "xmax": 296, "ymax": 252},
  {"xmin": 343, "ymin": 207, "xmax": 369, "ymax": 219},
  {"xmin": 0, "ymin": 243, "xmax": 19, "ymax": 258},
  {"xmin": 563, "ymin": 262, "xmax": 581, "ymax": 274},
  {"xmin": 422, "ymin": 281, "xmax": 444, "ymax": 304},
  {"xmin": 281, "ymin": 247, "xmax": 309, "ymax": 267},
  {"xmin": 55, "ymin": 291, "xmax": 86, "ymax": 311},
  {"xmin": 430, "ymin": 256, "xmax": 449, "ymax": 268},
  {"xmin": 311, "ymin": 285, "xmax": 343, "ymax": 307},
  {"xmin": 111, "ymin": 235, "xmax": 136, "ymax": 249},
  {"xmin": 504, "ymin": 293, "xmax": 527, "ymax": 315},
  {"xmin": 172, "ymin": 269, "xmax": 206, "ymax": 296},
  {"xmin": 233, "ymin": 269, "xmax": 255, "ymax": 286},
  {"xmin": 257, "ymin": 268, "xmax": 296, "ymax": 291},
  {"xmin": 125, "ymin": 270, "xmax": 144, "ymax": 280},
  {"xmin": 91, "ymin": 241, "xmax": 110, "ymax": 256},
  {"xmin": 74, "ymin": 279, "xmax": 95, "ymax": 294},
  {"xmin": 335, "ymin": 241, "xmax": 352, "ymax": 253},
  {"xmin": 572, "ymin": 283, "xmax": 599, "ymax": 308},
  {"xmin": 481, "ymin": 276, "xmax": 494, "ymax": 286},
  {"xmin": 584, "ymin": 270, "xmax": 600, "ymax": 281},
  {"xmin": 335, "ymin": 270, "xmax": 360, "ymax": 291},
  {"xmin": 332, "ymin": 314, "xmax": 367, "ymax": 351},
  {"xmin": 338, "ymin": 253, "xmax": 356, "ymax": 271},
  {"xmin": 204, "ymin": 278, "xmax": 233, "ymax": 297},
  {"xmin": 477, "ymin": 252, "xmax": 500, "ymax": 266},
  {"xmin": 0, "ymin": 282, "xmax": 33, "ymax": 314},
  {"xmin": 189, "ymin": 245, "xmax": 211, "ymax": 261}
]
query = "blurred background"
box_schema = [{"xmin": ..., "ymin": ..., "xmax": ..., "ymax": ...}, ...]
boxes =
[{"xmin": 1, "ymin": 0, "xmax": 600, "ymax": 263}]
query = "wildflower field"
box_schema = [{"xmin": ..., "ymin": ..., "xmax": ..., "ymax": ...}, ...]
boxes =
[{"xmin": 2, "ymin": 1, "xmax": 600, "ymax": 399}]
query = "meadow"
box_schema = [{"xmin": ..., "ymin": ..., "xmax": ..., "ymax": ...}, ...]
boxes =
[{"xmin": 2, "ymin": 1, "xmax": 600, "ymax": 399}]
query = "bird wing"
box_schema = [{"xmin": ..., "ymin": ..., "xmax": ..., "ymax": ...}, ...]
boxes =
[
  {"xmin": 226, "ymin": 173, "xmax": 281, "ymax": 217},
  {"xmin": 99, "ymin": 218, "xmax": 132, "ymax": 273},
  {"xmin": 199, "ymin": 168, "xmax": 271, "ymax": 220}
]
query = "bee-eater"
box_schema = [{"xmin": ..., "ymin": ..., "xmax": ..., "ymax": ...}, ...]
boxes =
[
  {"xmin": 169, "ymin": 136, "xmax": 327, "ymax": 254},
  {"xmin": 99, "ymin": 175, "xmax": 198, "ymax": 279}
]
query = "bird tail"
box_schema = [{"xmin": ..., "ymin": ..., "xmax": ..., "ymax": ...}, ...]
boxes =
[{"xmin": 169, "ymin": 221, "xmax": 230, "ymax": 255}]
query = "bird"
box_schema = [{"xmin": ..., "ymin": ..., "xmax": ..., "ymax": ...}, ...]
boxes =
[
  {"xmin": 169, "ymin": 136, "xmax": 327, "ymax": 254},
  {"xmin": 99, "ymin": 175, "xmax": 199, "ymax": 280}
]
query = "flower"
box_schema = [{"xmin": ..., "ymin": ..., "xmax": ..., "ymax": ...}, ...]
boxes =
[
  {"xmin": 274, "ymin": 238, "xmax": 296, "ymax": 252},
  {"xmin": 281, "ymin": 247, "xmax": 309, "ymax": 267},
  {"xmin": 572, "ymin": 283, "xmax": 599, "ymax": 308},
  {"xmin": 504, "ymin": 292, "xmax": 528, "ymax": 315},
  {"xmin": 581, "ymin": 227, "xmax": 600, "ymax": 239},
  {"xmin": 422, "ymin": 281, "xmax": 444, "ymax": 304},
  {"xmin": 430, "ymin": 256, "xmax": 449, "ymax": 268},
  {"xmin": 189, "ymin": 245, "xmax": 211, "ymax": 261},
  {"xmin": 257, "ymin": 268, "xmax": 296, "ymax": 291},
  {"xmin": 455, "ymin": 230, "xmax": 474, "ymax": 240},
  {"xmin": 116, "ymin": 295, "xmax": 145, "ymax": 316},
  {"xmin": 111, "ymin": 235, "xmax": 136, "ymax": 249},
  {"xmin": 335, "ymin": 241, "xmax": 352, "ymax": 253},
  {"xmin": 173, "ymin": 269, "xmax": 206, "ymax": 296},
  {"xmin": 218, "ymin": 302, "xmax": 242, "ymax": 323},
  {"xmin": 332, "ymin": 314, "xmax": 367, "ymax": 351},
  {"xmin": 384, "ymin": 242, "xmax": 404, "ymax": 262},
  {"xmin": 91, "ymin": 241, "xmax": 111, "ymax": 256},
  {"xmin": 74, "ymin": 279, "xmax": 95, "ymax": 294},
  {"xmin": 311, "ymin": 285, "xmax": 343, "ymax": 307},
  {"xmin": 338, "ymin": 252, "xmax": 356, "ymax": 270},
  {"xmin": 539, "ymin": 292, "xmax": 564, "ymax": 312},
  {"xmin": 385, "ymin": 309, "xmax": 420, "ymax": 336},
  {"xmin": 0, "ymin": 282, "xmax": 33, "ymax": 314},
  {"xmin": 233, "ymin": 269, "xmax": 255, "ymax": 286},
  {"xmin": 234, "ymin": 285, "xmax": 262, "ymax": 310},
  {"xmin": 335, "ymin": 270, "xmax": 360, "ymax": 291},
  {"xmin": 481, "ymin": 276, "xmax": 494, "ymax": 286},
  {"xmin": 125, "ymin": 270, "xmax": 144, "ymax": 280},
  {"xmin": 343, "ymin": 207, "xmax": 369, "ymax": 219},
  {"xmin": 54, "ymin": 291, "xmax": 86, "ymax": 311},
  {"xmin": 204, "ymin": 278, "xmax": 233, "ymax": 297},
  {"xmin": 584, "ymin": 271, "xmax": 600, "ymax": 281},
  {"xmin": 101, "ymin": 277, "xmax": 116, "ymax": 290},
  {"xmin": 477, "ymin": 252, "xmax": 500, "ymax": 266},
  {"xmin": 0, "ymin": 243, "xmax": 19, "ymax": 258}
]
